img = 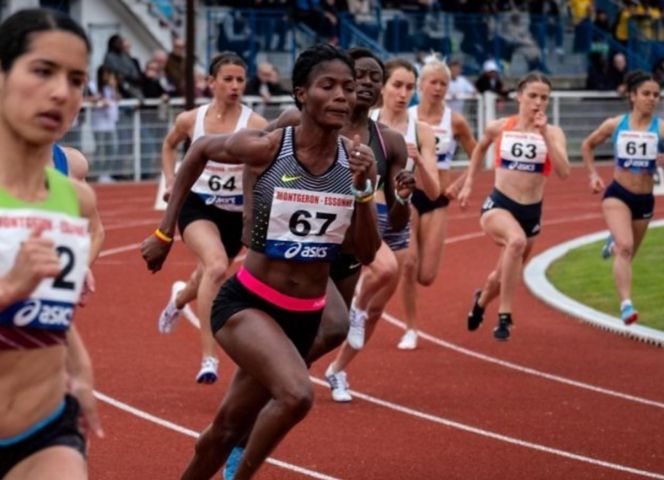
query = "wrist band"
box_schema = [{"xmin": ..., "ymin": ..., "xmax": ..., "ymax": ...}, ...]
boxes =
[
  {"xmin": 154, "ymin": 228, "xmax": 173, "ymax": 243},
  {"xmin": 350, "ymin": 179, "xmax": 373, "ymax": 198},
  {"xmin": 355, "ymin": 193, "xmax": 374, "ymax": 204},
  {"xmin": 394, "ymin": 189, "xmax": 412, "ymax": 206}
]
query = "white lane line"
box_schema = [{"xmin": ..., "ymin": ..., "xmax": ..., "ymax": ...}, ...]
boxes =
[
  {"xmin": 183, "ymin": 310, "xmax": 664, "ymax": 479},
  {"xmin": 308, "ymin": 378, "xmax": 664, "ymax": 479},
  {"xmin": 382, "ymin": 312, "xmax": 664, "ymax": 409},
  {"xmin": 94, "ymin": 391, "xmax": 340, "ymax": 480}
]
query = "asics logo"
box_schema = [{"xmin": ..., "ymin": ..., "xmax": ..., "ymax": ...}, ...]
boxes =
[{"xmin": 281, "ymin": 174, "xmax": 302, "ymax": 183}]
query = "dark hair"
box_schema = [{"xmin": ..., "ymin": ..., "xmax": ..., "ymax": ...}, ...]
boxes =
[
  {"xmin": 291, "ymin": 43, "xmax": 355, "ymax": 110},
  {"xmin": 347, "ymin": 47, "xmax": 385, "ymax": 79},
  {"xmin": 516, "ymin": 72, "xmax": 552, "ymax": 92},
  {"xmin": 107, "ymin": 34, "xmax": 124, "ymax": 54},
  {"xmin": 209, "ymin": 51, "xmax": 247, "ymax": 77},
  {"xmin": 384, "ymin": 58, "xmax": 417, "ymax": 82},
  {"xmin": 625, "ymin": 69, "xmax": 655, "ymax": 93},
  {"xmin": 0, "ymin": 8, "xmax": 90, "ymax": 72},
  {"xmin": 96, "ymin": 65, "xmax": 115, "ymax": 94}
]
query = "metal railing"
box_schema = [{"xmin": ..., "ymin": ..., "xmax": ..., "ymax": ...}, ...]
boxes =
[{"xmin": 60, "ymin": 91, "xmax": 653, "ymax": 182}]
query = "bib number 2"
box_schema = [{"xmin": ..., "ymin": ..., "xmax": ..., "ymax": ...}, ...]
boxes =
[{"xmin": 53, "ymin": 246, "xmax": 76, "ymax": 291}]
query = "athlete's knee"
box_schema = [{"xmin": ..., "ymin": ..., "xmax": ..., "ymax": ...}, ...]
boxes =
[
  {"xmin": 277, "ymin": 381, "xmax": 314, "ymax": 420},
  {"xmin": 504, "ymin": 235, "xmax": 527, "ymax": 258},
  {"xmin": 375, "ymin": 254, "xmax": 399, "ymax": 284},
  {"xmin": 613, "ymin": 240, "xmax": 633, "ymax": 259},
  {"xmin": 401, "ymin": 252, "xmax": 418, "ymax": 278},
  {"xmin": 203, "ymin": 258, "xmax": 229, "ymax": 284}
]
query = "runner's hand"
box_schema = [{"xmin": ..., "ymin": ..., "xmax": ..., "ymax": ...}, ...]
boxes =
[
  {"xmin": 141, "ymin": 233, "xmax": 172, "ymax": 273},
  {"xmin": 534, "ymin": 111, "xmax": 548, "ymax": 135},
  {"xmin": 78, "ymin": 269, "xmax": 96, "ymax": 307},
  {"xmin": 395, "ymin": 169, "xmax": 415, "ymax": 199},
  {"xmin": 589, "ymin": 172, "xmax": 605, "ymax": 194},
  {"xmin": 69, "ymin": 377, "xmax": 104, "ymax": 440},
  {"xmin": 348, "ymin": 134, "xmax": 375, "ymax": 189},
  {"xmin": 5, "ymin": 228, "xmax": 60, "ymax": 302},
  {"xmin": 458, "ymin": 181, "xmax": 472, "ymax": 210}
]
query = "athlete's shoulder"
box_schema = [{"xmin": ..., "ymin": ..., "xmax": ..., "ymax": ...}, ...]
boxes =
[
  {"xmin": 68, "ymin": 176, "xmax": 97, "ymax": 218},
  {"xmin": 61, "ymin": 146, "xmax": 89, "ymax": 181},
  {"xmin": 247, "ymin": 111, "xmax": 269, "ymax": 129}
]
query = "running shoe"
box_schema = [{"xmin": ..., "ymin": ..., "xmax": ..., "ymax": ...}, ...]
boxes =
[
  {"xmin": 222, "ymin": 446, "xmax": 244, "ymax": 480},
  {"xmin": 397, "ymin": 329, "xmax": 418, "ymax": 350},
  {"xmin": 158, "ymin": 281, "xmax": 187, "ymax": 334},
  {"xmin": 620, "ymin": 303, "xmax": 639, "ymax": 325},
  {"xmin": 346, "ymin": 306, "xmax": 367, "ymax": 350},
  {"xmin": 325, "ymin": 365, "xmax": 352, "ymax": 402},
  {"xmin": 493, "ymin": 314, "xmax": 513, "ymax": 341},
  {"xmin": 601, "ymin": 235, "xmax": 615, "ymax": 260},
  {"xmin": 467, "ymin": 289, "xmax": 485, "ymax": 331},
  {"xmin": 196, "ymin": 356, "xmax": 219, "ymax": 384}
]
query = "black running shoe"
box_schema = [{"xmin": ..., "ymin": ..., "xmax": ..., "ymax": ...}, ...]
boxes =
[
  {"xmin": 467, "ymin": 289, "xmax": 484, "ymax": 331},
  {"xmin": 493, "ymin": 313, "xmax": 513, "ymax": 341}
]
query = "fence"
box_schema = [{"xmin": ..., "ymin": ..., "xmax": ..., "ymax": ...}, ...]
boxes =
[{"xmin": 60, "ymin": 91, "xmax": 655, "ymax": 182}]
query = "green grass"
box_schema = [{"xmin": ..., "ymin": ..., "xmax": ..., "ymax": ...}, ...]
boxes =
[{"xmin": 547, "ymin": 226, "xmax": 664, "ymax": 331}]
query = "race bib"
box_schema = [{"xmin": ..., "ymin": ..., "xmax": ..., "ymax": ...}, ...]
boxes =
[
  {"xmin": 615, "ymin": 131, "xmax": 658, "ymax": 172},
  {"xmin": 191, "ymin": 162, "xmax": 244, "ymax": 212},
  {"xmin": 265, "ymin": 188, "xmax": 355, "ymax": 262},
  {"xmin": 434, "ymin": 129, "xmax": 454, "ymax": 169},
  {"xmin": 500, "ymin": 131, "xmax": 547, "ymax": 173},
  {"xmin": 0, "ymin": 209, "xmax": 90, "ymax": 330}
]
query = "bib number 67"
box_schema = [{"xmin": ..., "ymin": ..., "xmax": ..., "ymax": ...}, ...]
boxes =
[{"xmin": 289, "ymin": 210, "xmax": 336, "ymax": 237}]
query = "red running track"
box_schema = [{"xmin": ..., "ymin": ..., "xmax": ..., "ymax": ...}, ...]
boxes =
[{"xmin": 79, "ymin": 166, "xmax": 664, "ymax": 479}]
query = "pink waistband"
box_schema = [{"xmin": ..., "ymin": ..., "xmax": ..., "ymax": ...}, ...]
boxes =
[{"xmin": 236, "ymin": 266, "xmax": 326, "ymax": 312}]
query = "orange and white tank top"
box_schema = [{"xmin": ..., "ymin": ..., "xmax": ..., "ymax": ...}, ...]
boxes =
[{"xmin": 494, "ymin": 116, "xmax": 551, "ymax": 176}]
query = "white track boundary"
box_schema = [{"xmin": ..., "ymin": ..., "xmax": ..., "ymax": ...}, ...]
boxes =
[
  {"xmin": 524, "ymin": 219, "xmax": 664, "ymax": 347},
  {"xmin": 93, "ymin": 392, "xmax": 339, "ymax": 480}
]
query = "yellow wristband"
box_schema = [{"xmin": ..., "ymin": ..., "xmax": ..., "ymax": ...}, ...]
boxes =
[
  {"xmin": 355, "ymin": 193, "xmax": 374, "ymax": 204},
  {"xmin": 154, "ymin": 228, "xmax": 173, "ymax": 243}
]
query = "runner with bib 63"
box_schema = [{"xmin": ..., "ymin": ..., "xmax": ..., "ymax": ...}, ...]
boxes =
[{"xmin": 458, "ymin": 73, "xmax": 570, "ymax": 340}]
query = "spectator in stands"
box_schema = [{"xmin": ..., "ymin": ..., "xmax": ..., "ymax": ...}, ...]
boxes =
[
  {"xmin": 586, "ymin": 51, "xmax": 612, "ymax": 90},
  {"xmin": 88, "ymin": 65, "xmax": 120, "ymax": 183},
  {"xmin": 294, "ymin": 0, "xmax": 339, "ymax": 44},
  {"xmin": 613, "ymin": 0, "xmax": 647, "ymax": 46},
  {"xmin": 103, "ymin": 34, "xmax": 143, "ymax": 99},
  {"xmin": 149, "ymin": 50, "xmax": 177, "ymax": 96},
  {"xmin": 166, "ymin": 37, "xmax": 186, "ymax": 96},
  {"xmin": 571, "ymin": 0, "xmax": 593, "ymax": 53},
  {"xmin": 652, "ymin": 57, "xmax": 664, "ymax": 86},
  {"xmin": 447, "ymin": 58, "xmax": 476, "ymax": 113},
  {"xmin": 607, "ymin": 52, "xmax": 628, "ymax": 93},
  {"xmin": 500, "ymin": 12, "xmax": 546, "ymax": 72},
  {"xmin": 347, "ymin": 0, "xmax": 380, "ymax": 39},
  {"xmin": 475, "ymin": 59, "xmax": 509, "ymax": 97},
  {"xmin": 143, "ymin": 60, "xmax": 170, "ymax": 99},
  {"xmin": 245, "ymin": 61, "xmax": 290, "ymax": 101},
  {"xmin": 529, "ymin": 0, "xmax": 564, "ymax": 56},
  {"xmin": 216, "ymin": 9, "xmax": 252, "ymax": 57},
  {"xmin": 591, "ymin": 9, "xmax": 612, "ymax": 56}
]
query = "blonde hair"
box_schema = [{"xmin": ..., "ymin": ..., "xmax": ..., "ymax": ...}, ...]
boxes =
[{"xmin": 419, "ymin": 54, "xmax": 451, "ymax": 87}]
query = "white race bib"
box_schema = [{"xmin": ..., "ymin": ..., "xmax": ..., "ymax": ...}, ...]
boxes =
[
  {"xmin": 191, "ymin": 162, "xmax": 244, "ymax": 212},
  {"xmin": 0, "ymin": 209, "xmax": 90, "ymax": 330},
  {"xmin": 500, "ymin": 131, "xmax": 547, "ymax": 173},
  {"xmin": 265, "ymin": 188, "xmax": 355, "ymax": 262},
  {"xmin": 615, "ymin": 131, "xmax": 658, "ymax": 171}
]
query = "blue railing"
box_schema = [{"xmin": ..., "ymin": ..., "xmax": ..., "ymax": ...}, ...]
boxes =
[{"xmin": 628, "ymin": 19, "xmax": 664, "ymax": 71}]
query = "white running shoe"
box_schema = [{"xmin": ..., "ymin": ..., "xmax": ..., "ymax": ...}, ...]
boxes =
[
  {"xmin": 196, "ymin": 356, "xmax": 219, "ymax": 384},
  {"xmin": 158, "ymin": 281, "xmax": 187, "ymax": 334},
  {"xmin": 346, "ymin": 307, "xmax": 367, "ymax": 350},
  {"xmin": 325, "ymin": 365, "xmax": 352, "ymax": 402},
  {"xmin": 397, "ymin": 329, "xmax": 418, "ymax": 350}
]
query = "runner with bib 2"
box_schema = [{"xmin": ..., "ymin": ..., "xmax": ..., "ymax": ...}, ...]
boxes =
[
  {"xmin": 0, "ymin": 9, "xmax": 99, "ymax": 478},
  {"xmin": 581, "ymin": 70, "xmax": 664, "ymax": 325},
  {"xmin": 458, "ymin": 72, "xmax": 569, "ymax": 341},
  {"xmin": 141, "ymin": 44, "xmax": 381, "ymax": 479}
]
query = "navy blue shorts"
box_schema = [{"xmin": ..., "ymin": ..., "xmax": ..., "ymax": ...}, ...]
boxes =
[
  {"xmin": 377, "ymin": 203, "xmax": 410, "ymax": 251},
  {"xmin": 603, "ymin": 180, "xmax": 655, "ymax": 220},
  {"xmin": 211, "ymin": 275, "xmax": 322, "ymax": 359},
  {"xmin": 178, "ymin": 191, "xmax": 244, "ymax": 259},
  {"xmin": 411, "ymin": 188, "xmax": 449, "ymax": 215},
  {"xmin": 480, "ymin": 188, "xmax": 543, "ymax": 238},
  {"xmin": 0, "ymin": 395, "xmax": 85, "ymax": 478}
]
